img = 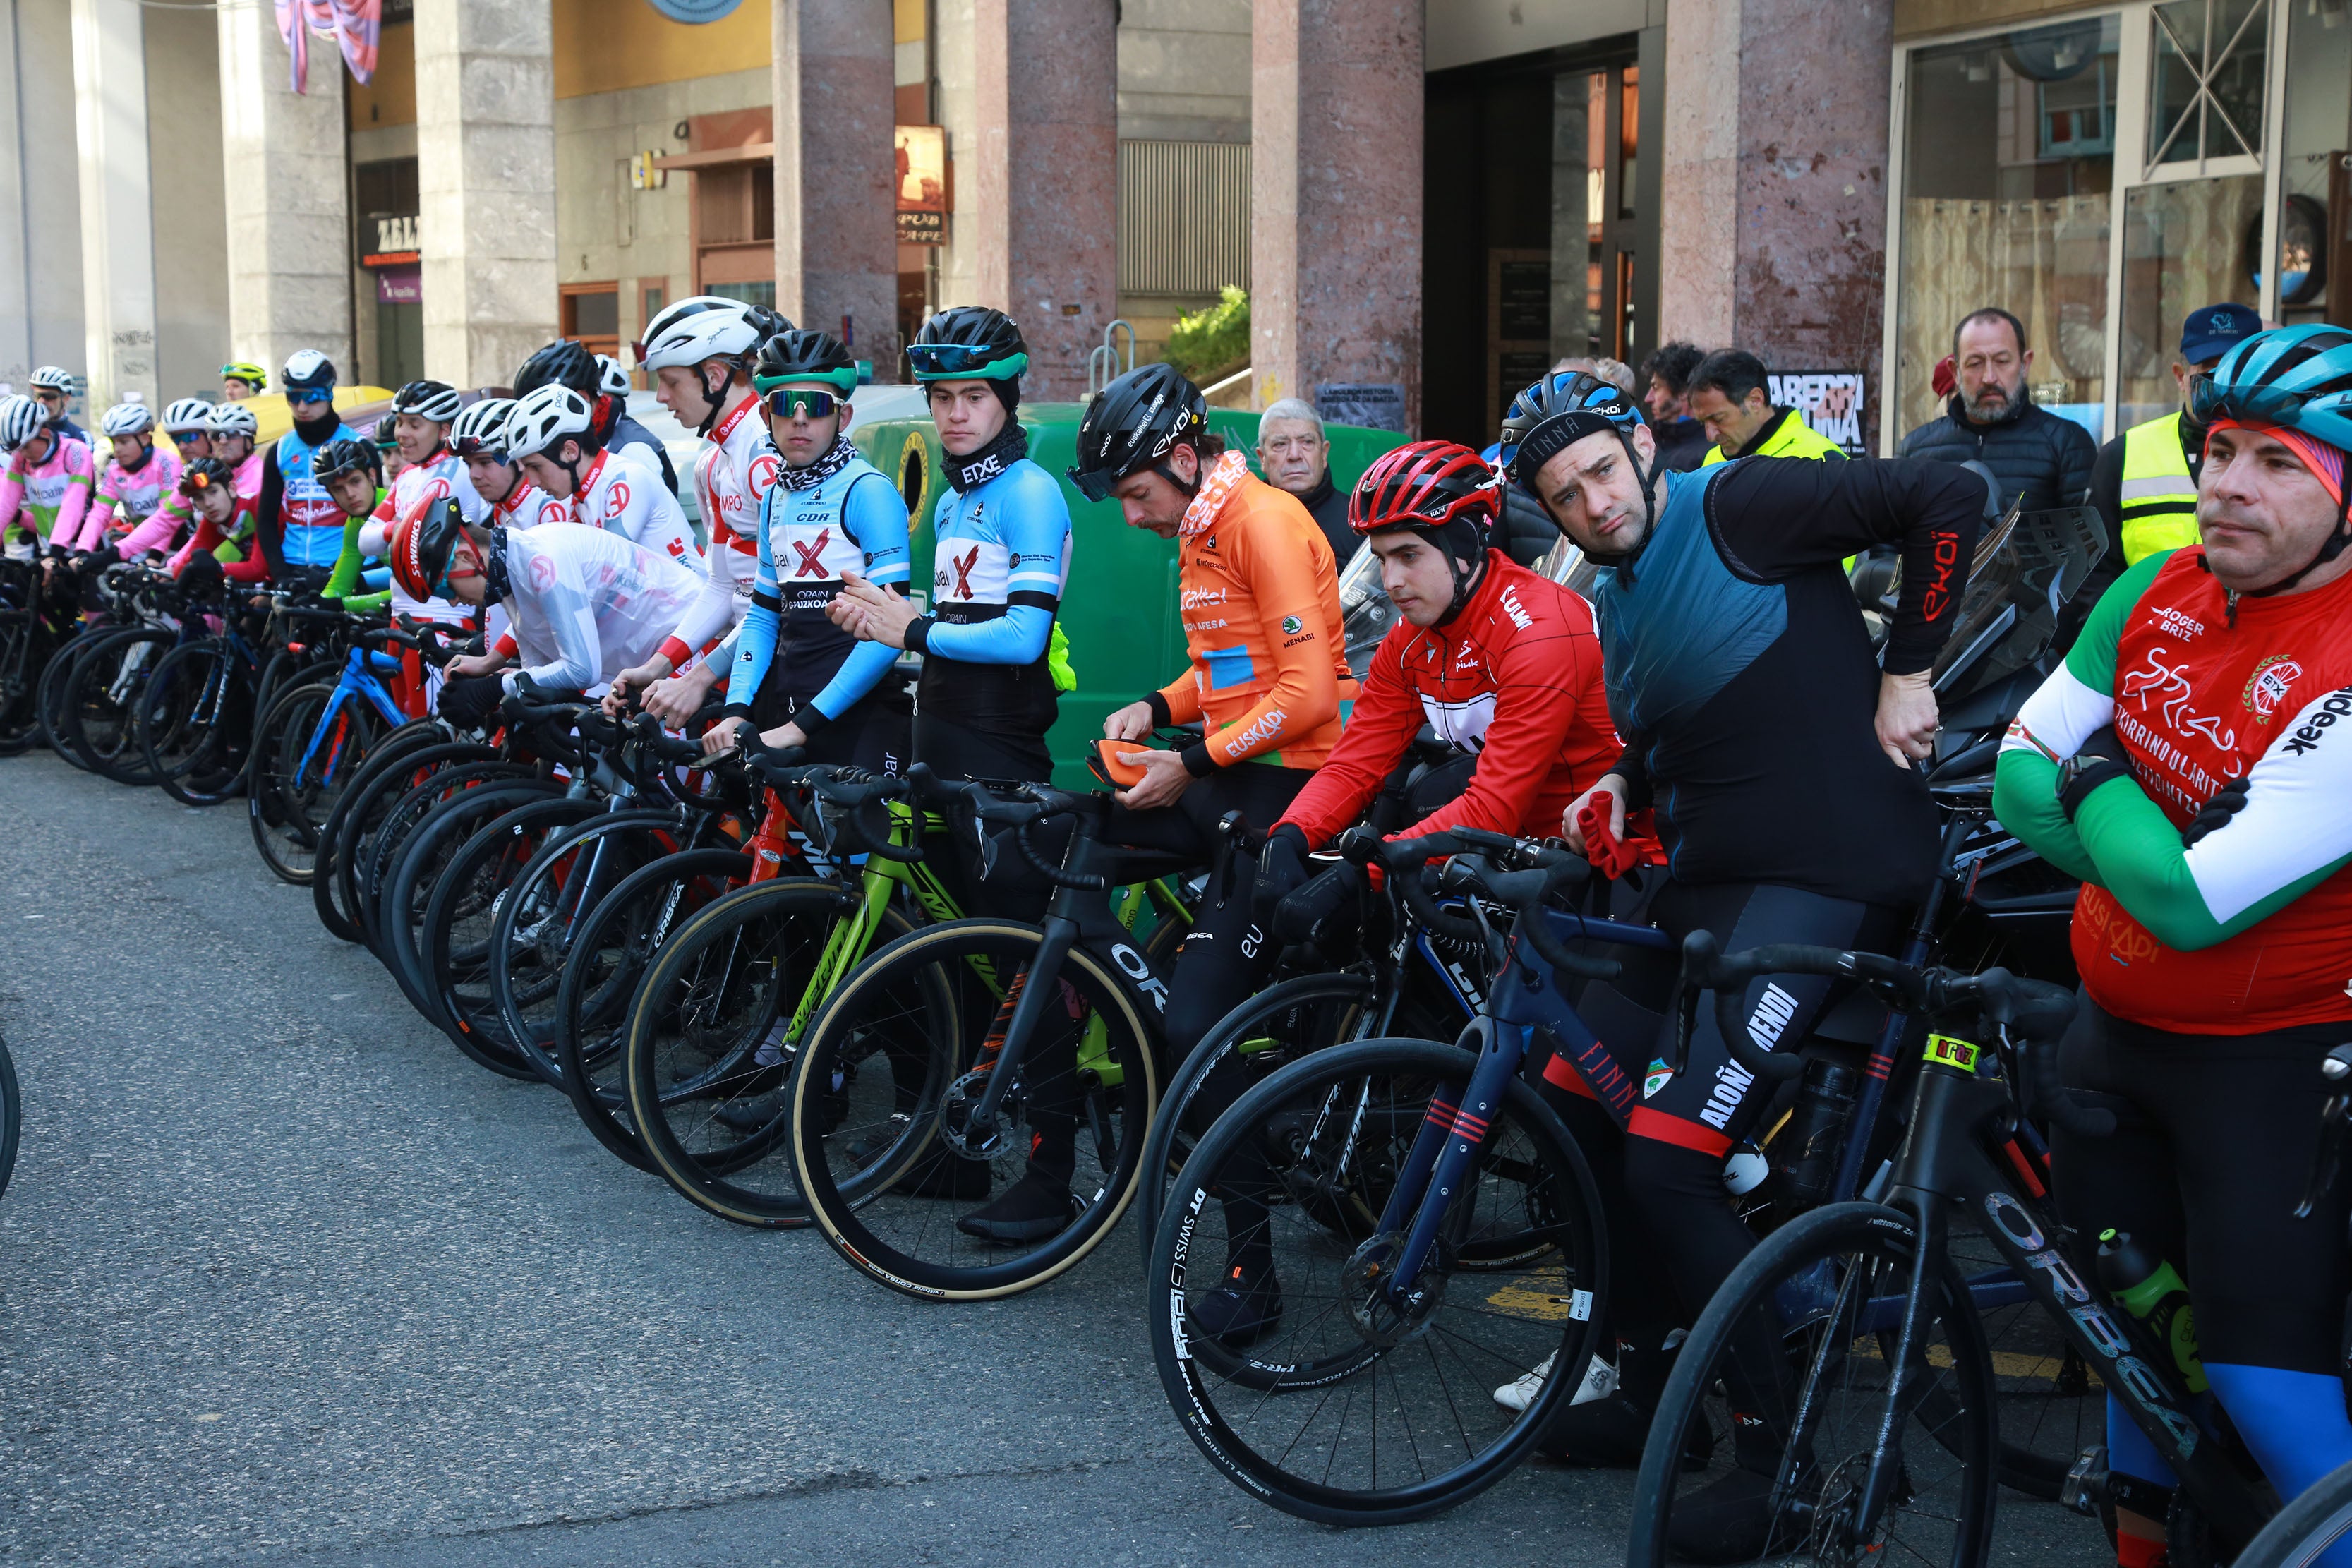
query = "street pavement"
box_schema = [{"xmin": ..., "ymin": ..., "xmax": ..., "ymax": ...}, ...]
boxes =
[{"xmin": 0, "ymin": 752, "xmax": 2113, "ymax": 1567}]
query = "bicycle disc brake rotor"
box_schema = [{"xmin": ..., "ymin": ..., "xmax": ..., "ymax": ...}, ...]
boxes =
[
  {"xmin": 937, "ymin": 1068, "xmax": 1020, "ymax": 1159},
  {"xmin": 1343, "ymin": 1229, "xmax": 1453, "ymax": 1349}
]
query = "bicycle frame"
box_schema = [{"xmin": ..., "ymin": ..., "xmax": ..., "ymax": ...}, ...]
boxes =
[{"xmin": 292, "ymin": 646, "xmax": 409, "ymax": 782}]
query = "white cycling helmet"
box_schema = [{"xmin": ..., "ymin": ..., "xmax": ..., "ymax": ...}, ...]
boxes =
[
  {"xmin": 100, "ymin": 401, "xmax": 154, "ymax": 438},
  {"xmin": 207, "ymin": 402, "xmax": 260, "ymax": 440},
  {"xmin": 502, "ymin": 383, "xmax": 595, "ymax": 461},
  {"xmin": 281, "ymin": 349, "xmax": 336, "ymax": 396},
  {"xmin": 638, "ymin": 296, "xmax": 768, "ymax": 374},
  {"xmin": 450, "ymin": 397, "xmax": 517, "ymax": 459},
  {"xmin": 0, "ymin": 395, "xmax": 45, "ymax": 449},
  {"xmin": 596, "ymin": 354, "xmax": 630, "ymax": 398},
  {"xmin": 161, "ymin": 397, "xmax": 214, "ymax": 435},
  {"xmin": 390, "ymin": 379, "xmax": 464, "ymax": 424},
  {"xmin": 28, "ymin": 366, "xmax": 73, "ymax": 393}
]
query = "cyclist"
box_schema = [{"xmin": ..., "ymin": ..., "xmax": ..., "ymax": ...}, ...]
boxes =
[
  {"xmin": 394, "ymin": 496, "xmax": 703, "ymax": 728},
  {"xmin": 827, "ymin": 305, "xmax": 1077, "ymax": 1240},
  {"xmin": 1071, "ymin": 361, "xmax": 1349, "ymax": 1068},
  {"xmin": 28, "ymin": 366, "xmax": 88, "ymax": 445},
  {"xmin": 512, "ymin": 338, "xmax": 680, "ymax": 496},
  {"xmin": 450, "ymin": 399, "xmax": 564, "ymax": 530},
  {"xmin": 505, "ymin": 383, "xmax": 701, "ymax": 569},
  {"xmin": 700, "ymin": 329, "xmax": 912, "ymax": 767},
  {"xmin": 56, "ymin": 402, "xmax": 181, "ymax": 555},
  {"xmin": 310, "ymin": 438, "xmax": 393, "ymax": 613},
  {"xmin": 164, "ymin": 458, "xmax": 265, "ymax": 590},
  {"xmin": 248, "ymin": 351, "xmax": 359, "ymax": 593},
  {"xmin": 0, "ymin": 393, "xmax": 93, "ymax": 563},
  {"xmin": 1511, "ymin": 370, "xmax": 1981, "ymax": 1553},
  {"xmin": 1993, "ymin": 323, "xmax": 2352, "ymax": 1568},
  {"xmin": 205, "ymin": 402, "xmax": 262, "ymax": 495},
  {"xmin": 608, "ymin": 295, "xmax": 780, "ymax": 720},
  {"xmin": 219, "ymin": 360, "xmax": 267, "ymax": 402},
  {"xmin": 160, "ymin": 398, "xmax": 214, "ymax": 464}
]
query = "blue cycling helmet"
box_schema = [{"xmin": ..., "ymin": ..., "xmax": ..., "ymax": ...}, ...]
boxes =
[
  {"xmin": 2191, "ymin": 324, "xmax": 2352, "ymax": 598},
  {"xmin": 1499, "ymin": 370, "xmax": 1660, "ymax": 577}
]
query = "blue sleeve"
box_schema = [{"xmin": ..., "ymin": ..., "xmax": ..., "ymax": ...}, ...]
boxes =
[
  {"xmin": 917, "ymin": 469, "xmax": 1063, "ymax": 666},
  {"xmin": 845, "ymin": 471, "xmax": 910, "ymax": 586},
  {"xmin": 918, "ymin": 602, "xmax": 1052, "ymax": 665},
  {"xmin": 724, "ymin": 494, "xmax": 782, "ymax": 713}
]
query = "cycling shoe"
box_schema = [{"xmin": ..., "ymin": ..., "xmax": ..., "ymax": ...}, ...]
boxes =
[
  {"xmin": 1191, "ymin": 1262, "xmax": 1284, "ymax": 1346},
  {"xmin": 955, "ymin": 1170, "xmax": 1078, "ymax": 1243},
  {"xmin": 1667, "ymin": 1464, "xmax": 1799, "ymax": 1564}
]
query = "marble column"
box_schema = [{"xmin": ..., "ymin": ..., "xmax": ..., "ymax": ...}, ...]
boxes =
[
  {"xmin": 414, "ymin": 0, "xmax": 556, "ymax": 390},
  {"xmin": 773, "ymin": 1, "xmax": 899, "ymax": 372},
  {"xmin": 217, "ymin": 0, "xmax": 351, "ymax": 380},
  {"xmin": 70, "ymin": 0, "xmax": 155, "ymax": 410},
  {"xmin": 1250, "ymin": 0, "xmax": 1423, "ymax": 431},
  {"xmin": 970, "ymin": 0, "xmax": 1116, "ymax": 402}
]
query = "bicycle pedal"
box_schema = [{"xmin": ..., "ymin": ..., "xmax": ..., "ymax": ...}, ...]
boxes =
[{"xmin": 2058, "ymin": 1446, "xmax": 2108, "ymax": 1517}]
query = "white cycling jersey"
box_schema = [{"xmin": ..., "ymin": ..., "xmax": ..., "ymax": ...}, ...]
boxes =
[
  {"xmin": 571, "ymin": 448, "xmax": 701, "ymax": 569},
  {"xmin": 658, "ymin": 394, "xmax": 773, "ymax": 668},
  {"xmin": 498, "ymin": 522, "xmax": 704, "ymax": 695},
  {"xmin": 361, "ymin": 450, "xmax": 486, "ymax": 625}
]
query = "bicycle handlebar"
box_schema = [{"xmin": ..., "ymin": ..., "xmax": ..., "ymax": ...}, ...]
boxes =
[{"xmin": 903, "ymin": 762, "xmax": 1102, "ymax": 889}]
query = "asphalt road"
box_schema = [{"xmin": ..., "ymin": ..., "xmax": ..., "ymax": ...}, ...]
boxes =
[{"xmin": 0, "ymin": 751, "xmax": 2114, "ymax": 1567}]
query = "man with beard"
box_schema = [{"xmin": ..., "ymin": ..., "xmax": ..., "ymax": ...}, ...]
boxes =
[{"xmin": 1899, "ymin": 306, "xmax": 2096, "ymax": 514}]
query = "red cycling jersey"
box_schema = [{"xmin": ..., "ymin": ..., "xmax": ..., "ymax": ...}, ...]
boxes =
[{"xmin": 1279, "ymin": 551, "xmax": 1620, "ymax": 845}]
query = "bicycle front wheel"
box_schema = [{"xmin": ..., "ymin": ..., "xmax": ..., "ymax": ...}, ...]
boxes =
[
  {"xmin": 2236, "ymin": 1457, "xmax": 2352, "ymax": 1568},
  {"xmin": 1628, "ymin": 1200, "xmax": 1998, "ymax": 1568},
  {"xmin": 248, "ymin": 680, "xmax": 388, "ymax": 884},
  {"xmin": 790, "ymin": 918, "xmax": 1157, "ymax": 1298},
  {"xmin": 1145, "ymin": 1035, "xmax": 1606, "ymax": 1526}
]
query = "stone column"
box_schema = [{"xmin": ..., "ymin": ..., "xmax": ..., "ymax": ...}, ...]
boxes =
[
  {"xmin": 969, "ymin": 0, "xmax": 1116, "ymax": 402},
  {"xmin": 1250, "ymin": 0, "xmax": 1423, "ymax": 431},
  {"xmin": 0, "ymin": 0, "xmax": 38, "ymax": 387},
  {"xmin": 414, "ymin": 0, "xmax": 556, "ymax": 390},
  {"xmin": 70, "ymin": 0, "xmax": 157, "ymax": 410},
  {"xmin": 773, "ymin": 1, "xmax": 899, "ymax": 373},
  {"xmin": 217, "ymin": 1, "xmax": 351, "ymax": 381},
  {"xmin": 1658, "ymin": 0, "xmax": 1892, "ymax": 440}
]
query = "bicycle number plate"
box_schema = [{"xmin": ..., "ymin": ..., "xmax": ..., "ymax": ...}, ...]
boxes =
[{"xmin": 1923, "ymin": 1032, "xmax": 1980, "ymax": 1073}]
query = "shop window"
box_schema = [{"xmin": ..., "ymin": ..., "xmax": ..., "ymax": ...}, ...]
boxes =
[
  {"xmin": 1896, "ymin": 16, "xmax": 2118, "ymax": 442},
  {"xmin": 2149, "ymin": 0, "xmax": 2269, "ymax": 168},
  {"xmin": 2281, "ymin": 0, "xmax": 2351, "ymax": 326},
  {"xmin": 560, "ymin": 284, "xmax": 620, "ymax": 361}
]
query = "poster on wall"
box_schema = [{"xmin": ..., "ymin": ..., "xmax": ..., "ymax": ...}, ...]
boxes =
[
  {"xmin": 1769, "ymin": 371, "xmax": 1867, "ymax": 455},
  {"xmin": 896, "ymin": 126, "xmax": 948, "ymax": 246},
  {"xmin": 1317, "ymin": 383, "xmax": 1408, "ymax": 433}
]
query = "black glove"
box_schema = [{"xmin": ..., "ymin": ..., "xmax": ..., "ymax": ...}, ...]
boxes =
[
  {"xmin": 437, "ymin": 673, "xmax": 506, "ymax": 730},
  {"xmin": 2181, "ymin": 776, "xmax": 2252, "ymax": 847},
  {"xmin": 2056, "ymin": 727, "xmax": 2133, "ymax": 821},
  {"xmin": 1273, "ymin": 862, "xmax": 1363, "ymax": 946},
  {"xmin": 1251, "ymin": 822, "xmax": 1313, "ymax": 927},
  {"xmin": 176, "ymin": 550, "xmax": 225, "ymax": 598}
]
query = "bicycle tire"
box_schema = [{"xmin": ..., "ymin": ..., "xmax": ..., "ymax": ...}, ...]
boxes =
[
  {"xmin": 418, "ymin": 795, "xmax": 608, "ymax": 1069},
  {"xmin": 627, "ymin": 877, "xmax": 935, "ymax": 1228},
  {"xmin": 0, "ymin": 1031, "xmax": 18, "ymax": 1202},
  {"xmin": 35, "ymin": 622, "xmax": 111, "ymax": 766},
  {"xmin": 0, "ymin": 591, "xmax": 59, "ymax": 755},
  {"xmin": 59, "ymin": 627, "xmax": 165, "ymax": 780},
  {"xmin": 554, "ymin": 847, "xmax": 753, "ymax": 1171},
  {"xmin": 2230, "ymin": 1456, "xmax": 2352, "ymax": 1567},
  {"xmin": 139, "ymin": 638, "xmax": 255, "ymax": 804},
  {"xmin": 788, "ymin": 917, "xmax": 1157, "ymax": 1296},
  {"xmin": 1145, "ymin": 1033, "xmax": 1608, "ymax": 1525},
  {"xmin": 308, "ymin": 720, "xmax": 450, "ymax": 941},
  {"xmin": 358, "ymin": 759, "xmax": 530, "ymax": 957},
  {"xmin": 378, "ymin": 782, "xmax": 562, "ymax": 1058},
  {"xmin": 487, "ymin": 809, "xmax": 694, "ymax": 1086},
  {"xmin": 1627, "ymin": 1200, "xmax": 1998, "ymax": 1568},
  {"xmin": 1134, "ymin": 970, "xmax": 1380, "ymax": 1258},
  {"xmin": 248, "ymin": 679, "xmax": 392, "ymax": 884},
  {"xmin": 320, "ymin": 737, "xmax": 493, "ymax": 946}
]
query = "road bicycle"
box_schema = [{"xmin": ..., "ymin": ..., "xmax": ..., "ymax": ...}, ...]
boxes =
[
  {"xmin": 1622, "ymin": 936, "xmax": 2276, "ymax": 1567},
  {"xmin": 247, "ymin": 615, "xmax": 432, "ymax": 883}
]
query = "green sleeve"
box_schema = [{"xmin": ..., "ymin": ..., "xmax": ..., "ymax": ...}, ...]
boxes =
[
  {"xmin": 324, "ymin": 501, "xmax": 390, "ymax": 611},
  {"xmin": 1992, "ymin": 750, "xmax": 2099, "ymax": 883},
  {"xmin": 2070, "ymin": 775, "xmax": 2347, "ymax": 950}
]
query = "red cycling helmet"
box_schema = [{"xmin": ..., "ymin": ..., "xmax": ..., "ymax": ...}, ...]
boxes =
[
  {"xmin": 1349, "ymin": 440, "xmax": 1502, "ymax": 537},
  {"xmin": 387, "ymin": 497, "xmax": 466, "ymax": 603}
]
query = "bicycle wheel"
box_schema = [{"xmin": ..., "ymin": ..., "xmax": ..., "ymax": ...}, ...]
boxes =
[
  {"xmin": 318, "ymin": 736, "xmax": 493, "ymax": 945},
  {"xmin": 0, "ymin": 586, "xmax": 57, "ymax": 756},
  {"xmin": 1938, "ymin": 1192, "xmax": 2103, "ymax": 1500},
  {"xmin": 1134, "ymin": 970, "xmax": 1380, "ymax": 1256},
  {"xmin": 1143, "ymin": 1035, "xmax": 1607, "ymax": 1526},
  {"xmin": 789, "ymin": 918, "xmax": 1158, "ymax": 1297},
  {"xmin": 487, "ymin": 811, "xmax": 688, "ymax": 1085},
  {"xmin": 63, "ymin": 626, "xmax": 170, "ymax": 783},
  {"xmin": 626, "ymin": 879, "xmax": 934, "ymax": 1228},
  {"xmin": 308, "ymin": 719, "xmax": 448, "ymax": 941},
  {"xmin": 0, "ymin": 1031, "xmax": 18, "ymax": 1202},
  {"xmin": 555, "ymin": 847, "xmax": 752, "ymax": 1171},
  {"xmin": 36, "ymin": 623, "xmax": 111, "ymax": 766},
  {"xmin": 418, "ymin": 795, "xmax": 608, "ymax": 1069},
  {"xmin": 378, "ymin": 782, "xmax": 561, "ymax": 1061},
  {"xmin": 358, "ymin": 759, "xmax": 530, "ymax": 957},
  {"xmin": 1627, "ymin": 1200, "xmax": 1998, "ymax": 1568},
  {"xmin": 2233, "ymin": 1457, "xmax": 2352, "ymax": 1568},
  {"xmin": 140, "ymin": 639, "xmax": 255, "ymax": 804},
  {"xmin": 248, "ymin": 680, "xmax": 390, "ymax": 884}
]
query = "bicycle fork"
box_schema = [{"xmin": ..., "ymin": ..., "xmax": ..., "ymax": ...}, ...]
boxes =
[{"xmin": 1362, "ymin": 1015, "xmax": 1527, "ymax": 1318}]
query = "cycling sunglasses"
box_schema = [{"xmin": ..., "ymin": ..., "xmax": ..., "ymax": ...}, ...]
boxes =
[
  {"xmin": 765, "ymin": 387, "xmax": 844, "ymax": 421},
  {"xmin": 905, "ymin": 343, "xmax": 1027, "ymax": 379},
  {"xmin": 2190, "ymin": 373, "xmax": 2310, "ymax": 430}
]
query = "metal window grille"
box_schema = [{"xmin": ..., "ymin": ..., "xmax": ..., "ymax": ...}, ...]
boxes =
[{"xmin": 1118, "ymin": 140, "xmax": 1251, "ymax": 296}]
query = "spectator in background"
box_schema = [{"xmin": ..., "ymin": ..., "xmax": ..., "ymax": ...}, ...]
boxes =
[
  {"xmin": 1687, "ymin": 349, "xmax": 1845, "ymax": 466},
  {"xmin": 1639, "ymin": 341, "xmax": 1713, "ymax": 471},
  {"xmin": 1552, "ymin": 355, "xmax": 1637, "ymax": 396},
  {"xmin": 1255, "ymin": 397, "xmax": 1353, "ymax": 564},
  {"xmin": 2089, "ymin": 302, "xmax": 2263, "ymax": 571},
  {"xmin": 1897, "ymin": 306, "xmax": 2094, "ymax": 515}
]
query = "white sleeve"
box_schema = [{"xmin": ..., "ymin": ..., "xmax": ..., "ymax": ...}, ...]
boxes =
[{"xmin": 513, "ymin": 550, "xmax": 603, "ymax": 692}]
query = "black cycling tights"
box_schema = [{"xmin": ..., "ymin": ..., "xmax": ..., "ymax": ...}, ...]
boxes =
[{"xmin": 2052, "ymin": 1001, "xmax": 2352, "ymax": 1519}]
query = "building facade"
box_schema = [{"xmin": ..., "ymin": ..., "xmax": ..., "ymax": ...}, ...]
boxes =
[{"xmin": 5, "ymin": 0, "xmax": 2341, "ymax": 456}]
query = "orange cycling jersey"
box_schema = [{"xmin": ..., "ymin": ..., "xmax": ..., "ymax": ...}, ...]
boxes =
[{"xmin": 1147, "ymin": 472, "xmax": 1351, "ymax": 774}]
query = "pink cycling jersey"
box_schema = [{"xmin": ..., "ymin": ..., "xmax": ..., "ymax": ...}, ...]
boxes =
[
  {"xmin": 128, "ymin": 450, "xmax": 260, "ymax": 559},
  {"xmin": 0, "ymin": 433, "xmax": 96, "ymax": 554},
  {"xmin": 61, "ymin": 444, "xmax": 184, "ymax": 551}
]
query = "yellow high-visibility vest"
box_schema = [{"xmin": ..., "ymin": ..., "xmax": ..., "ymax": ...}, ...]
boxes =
[
  {"xmin": 2118, "ymin": 411, "xmax": 2201, "ymax": 565},
  {"xmin": 1701, "ymin": 408, "xmax": 1847, "ymax": 466}
]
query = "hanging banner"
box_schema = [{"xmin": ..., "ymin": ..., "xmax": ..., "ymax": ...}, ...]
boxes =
[
  {"xmin": 1769, "ymin": 371, "xmax": 1867, "ymax": 456},
  {"xmin": 895, "ymin": 126, "xmax": 948, "ymax": 246},
  {"xmin": 277, "ymin": 0, "xmax": 380, "ymax": 95}
]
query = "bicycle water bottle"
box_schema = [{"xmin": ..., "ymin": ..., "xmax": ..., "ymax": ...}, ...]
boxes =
[
  {"xmin": 1770, "ymin": 1058, "xmax": 1857, "ymax": 1208},
  {"xmin": 2096, "ymin": 1229, "xmax": 2209, "ymax": 1393}
]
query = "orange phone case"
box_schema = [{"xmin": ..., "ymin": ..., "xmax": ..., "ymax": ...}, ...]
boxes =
[{"xmin": 1094, "ymin": 739, "xmax": 1153, "ymax": 788}]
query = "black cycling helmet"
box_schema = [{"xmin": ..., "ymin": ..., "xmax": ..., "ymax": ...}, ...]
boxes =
[
  {"xmin": 907, "ymin": 307, "xmax": 1029, "ymax": 407},
  {"xmin": 1068, "ymin": 362, "xmax": 1208, "ymax": 502},
  {"xmin": 311, "ymin": 436, "xmax": 380, "ymax": 487},
  {"xmin": 752, "ymin": 329, "xmax": 859, "ymax": 396},
  {"xmin": 1498, "ymin": 369, "xmax": 1661, "ymax": 580},
  {"xmin": 179, "ymin": 455, "xmax": 238, "ymax": 497},
  {"xmin": 512, "ymin": 339, "xmax": 600, "ymax": 399}
]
